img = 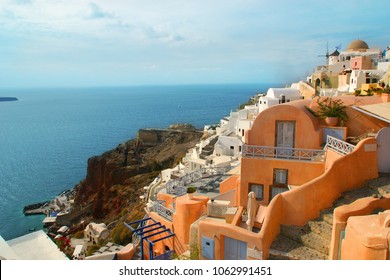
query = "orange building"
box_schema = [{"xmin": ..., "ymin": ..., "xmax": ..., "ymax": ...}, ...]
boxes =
[{"xmin": 125, "ymin": 94, "xmax": 390, "ymax": 260}]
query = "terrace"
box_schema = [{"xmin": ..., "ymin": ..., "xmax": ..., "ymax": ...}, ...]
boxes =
[{"xmin": 242, "ymin": 135, "xmax": 356, "ymax": 161}]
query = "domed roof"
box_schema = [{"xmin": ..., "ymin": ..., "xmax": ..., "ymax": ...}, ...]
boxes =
[{"xmin": 347, "ymin": 39, "xmax": 369, "ymax": 51}]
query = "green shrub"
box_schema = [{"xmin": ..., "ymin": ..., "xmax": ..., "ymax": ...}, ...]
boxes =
[
  {"xmin": 186, "ymin": 186, "xmax": 197, "ymax": 194},
  {"xmin": 73, "ymin": 230, "xmax": 84, "ymax": 239}
]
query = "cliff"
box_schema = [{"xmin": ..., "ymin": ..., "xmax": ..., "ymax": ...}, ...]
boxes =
[{"xmin": 73, "ymin": 124, "xmax": 203, "ymax": 225}]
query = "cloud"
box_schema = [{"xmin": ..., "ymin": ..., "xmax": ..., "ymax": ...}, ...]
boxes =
[
  {"xmin": 12, "ymin": 0, "xmax": 32, "ymax": 5},
  {"xmin": 0, "ymin": 0, "xmax": 389, "ymax": 88},
  {"xmin": 87, "ymin": 2, "xmax": 114, "ymax": 19}
]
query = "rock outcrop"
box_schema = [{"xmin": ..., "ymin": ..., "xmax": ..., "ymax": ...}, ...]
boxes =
[{"xmin": 73, "ymin": 124, "xmax": 203, "ymax": 223}]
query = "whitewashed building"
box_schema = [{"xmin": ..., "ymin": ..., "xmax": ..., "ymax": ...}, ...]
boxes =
[
  {"xmin": 348, "ymin": 69, "xmax": 385, "ymax": 93},
  {"xmin": 84, "ymin": 223, "xmax": 109, "ymax": 245},
  {"xmin": 258, "ymin": 88, "xmax": 302, "ymax": 112},
  {"xmin": 214, "ymin": 135, "xmax": 243, "ymax": 158}
]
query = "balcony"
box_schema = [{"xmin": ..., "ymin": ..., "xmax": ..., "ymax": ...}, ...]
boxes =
[
  {"xmin": 325, "ymin": 135, "xmax": 355, "ymax": 155},
  {"xmin": 153, "ymin": 200, "xmax": 174, "ymax": 222},
  {"xmin": 242, "ymin": 145, "xmax": 325, "ymax": 162}
]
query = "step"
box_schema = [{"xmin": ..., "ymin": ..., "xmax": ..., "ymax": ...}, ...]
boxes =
[
  {"xmin": 319, "ymin": 208, "xmax": 334, "ymax": 226},
  {"xmin": 368, "ymin": 175, "xmax": 390, "ymax": 196},
  {"xmin": 280, "ymin": 225, "xmax": 330, "ymax": 255},
  {"xmin": 270, "ymin": 234, "xmax": 328, "ymax": 260},
  {"xmin": 307, "ymin": 219, "xmax": 333, "ymax": 241}
]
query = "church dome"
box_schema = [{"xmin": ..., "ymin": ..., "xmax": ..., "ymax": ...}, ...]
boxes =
[{"xmin": 347, "ymin": 39, "xmax": 369, "ymax": 51}]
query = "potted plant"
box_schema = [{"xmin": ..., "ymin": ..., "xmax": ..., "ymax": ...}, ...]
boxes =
[
  {"xmin": 315, "ymin": 97, "xmax": 349, "ymax": 126},
  {"xmin": 186, "ymin": 186, "xmax": 196, "ymax": 199}
]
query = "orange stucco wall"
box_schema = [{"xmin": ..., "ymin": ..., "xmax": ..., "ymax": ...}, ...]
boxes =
[
  {"xmin": 198, "ymin": 218, "xmax": 264, "ymax": 260},
  {"xmin": 246, "ymin": 100, "xmax": 322, "ymax": 149},
  {"xmin": 220, "ymin": 175, "xmax": 240, "ymax": 206},
  {"xmin": 282, "ymin": 138, "xmax": 378, "ymax": 225},
  {"xmin": 341, "ymin": 212, "xmax": 390, "ymax": 260},
  {"xmin": 307, "ymin": 95, "xmax": 388, "ymax": 137},
  {"xmin": 173, "ymin": 195, "xmax": 208, "ymax": 247},
  {"xmin": 344, "ymin": 107, "xmax": 388, "ymax": 137},
  {"xmin": 196, "ymin": 96, "xmax": 386, "ymax": 260},
  {"xmin": 258, "ymin": 137, "xmax": 378, "ymax": 259},
  {"xmin": 330, "ymin": 194, "xmax": 390, "ymax": 260},
  {"xmin": 220, "ymin": 175, "xmax": 239, "ymax": 194},
  {"xmin": 145, "ymin": 212, "xmax": 176, "ymax": 260},
  {"xmin": 146, "ymin": 194, "xmax": 208, "ymax": 259},
  {"xmin": 325, "ymin": 149, "xmax": 343, "ymax": 170},
  {"xmin": 240, "ymin": 158, "xmax": 325, "ymax": 206}
]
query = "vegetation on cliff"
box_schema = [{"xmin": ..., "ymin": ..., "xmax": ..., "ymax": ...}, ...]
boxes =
[{"xmin": 72, "ymin": 125, "xmax": 202, "ymax": 244}]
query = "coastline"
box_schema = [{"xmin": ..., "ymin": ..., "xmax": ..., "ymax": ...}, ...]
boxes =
[
  {"xmin": 0, "ymin": 97, "xmax": 18, "ymax": 102},
  {"xmin": 1, "ymin": 84, "xmax": 263, "ymax": 241}
]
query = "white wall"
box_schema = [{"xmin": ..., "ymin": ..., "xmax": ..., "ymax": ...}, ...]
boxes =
[{"xmin": 214, "ymin": 136, "xmax": 243, "ymax": 157}]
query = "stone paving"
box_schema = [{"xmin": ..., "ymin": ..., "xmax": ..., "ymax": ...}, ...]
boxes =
[{"xmin": 269, "ymin": 173, "xmax": 390, "ymax": 260}]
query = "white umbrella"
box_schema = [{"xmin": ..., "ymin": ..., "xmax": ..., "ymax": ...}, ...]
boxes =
[{"xmin": 246, "ymin": 191, "xmax": 257, "ymax": 231}]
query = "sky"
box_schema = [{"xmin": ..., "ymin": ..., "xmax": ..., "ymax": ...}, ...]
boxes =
[{"xmin": 0, "ymin": 0, "xmax": 389, "ymax": 88}]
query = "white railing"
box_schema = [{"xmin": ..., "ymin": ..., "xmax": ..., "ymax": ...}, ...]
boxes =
[
  {"xmin": 154, "ymin": 200, "xmax": 174, "ymax": 222},
  {"xmin": 326, "ymin": 135, "xmax": 355, "ymax": 155},
  {"xmin": 165, "ymin": 167, "xmax": 232, "ymax": 195},
  {"xmin": 242, "ymin": 145, "xmax": 325, "ymax": 162}
]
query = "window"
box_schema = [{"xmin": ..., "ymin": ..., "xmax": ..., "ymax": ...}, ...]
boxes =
[
  {"xmin": 269, "ymin": 184, "xmax": 289, "ymax": 200},
  {"xmin": 249, "ymin": 183, "xmax": 264, "ymax": 201},
  {"xmin": 239, "ymin": 146, "xmax": 242, "ymax": 152},
  {"xmin": 270, "ymin": 169, "xmax": 289, "ymax": 201},
  {"xmin": 230, "ymin": 146, "xmax": 234, "ymax": 150},
  {"xmin": 273, "ymin": 168, "xmax": 288, "ymax": 185}
]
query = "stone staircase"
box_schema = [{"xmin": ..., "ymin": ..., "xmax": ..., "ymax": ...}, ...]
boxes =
[
  {"xmin": 269, "ymin": 173, "xmax": 390, "ymax": 260},
  {"xmin": 199, "ymin": 137, "xmax": 219, "ymax": 159}
]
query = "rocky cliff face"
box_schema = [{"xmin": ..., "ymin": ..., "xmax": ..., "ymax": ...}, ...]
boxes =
[{"xmin": 74, "ymin": 125, "xmax": 203, "ymax": 223}]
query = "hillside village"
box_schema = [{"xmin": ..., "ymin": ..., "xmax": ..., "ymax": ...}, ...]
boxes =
[{"xmin": 1, "ymin": 39, "xmax": 390, "ymax": 260}]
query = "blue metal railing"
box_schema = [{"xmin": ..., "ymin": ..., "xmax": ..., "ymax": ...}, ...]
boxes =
[{"xmin": 153, "ymin": 250, "xmax": 174, "ymax": 260}]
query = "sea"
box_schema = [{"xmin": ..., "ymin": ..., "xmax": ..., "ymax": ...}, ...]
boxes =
[{"xmin": 0, "ymin": 83, "xmax": 278, "ymax": 240}]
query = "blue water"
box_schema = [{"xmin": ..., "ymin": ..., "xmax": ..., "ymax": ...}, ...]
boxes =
[{"xmin": 0, "ymin": 84, "xmax": 276, "ymax": 240}]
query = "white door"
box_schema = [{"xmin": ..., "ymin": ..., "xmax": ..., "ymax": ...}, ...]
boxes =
[
  {"xmin": 376, "ymin": 127, "xmax": 390, "ymax": 173},
  {"xmin": 224, "ymin": 237, "xmax": 247, "ymax": 260}
]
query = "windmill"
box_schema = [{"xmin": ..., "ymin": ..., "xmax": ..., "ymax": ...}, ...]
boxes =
[
  {"xmin": 318, "ymin": 42, "xmax": 342, "ymax": 66},
  {"xmin": 318, "ymin": 41, "xmax": 329, "ymax": 65}
]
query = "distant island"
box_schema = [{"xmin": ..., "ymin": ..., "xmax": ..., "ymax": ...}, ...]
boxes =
[{"xmin": 0, "ymin": 97, "xmax": 18, "ymax": 102}]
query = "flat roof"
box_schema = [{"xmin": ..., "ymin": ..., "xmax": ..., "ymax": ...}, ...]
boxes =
[
  {"xmin": 7, "ymin": 230, "xmax": 68, "ymax": 260},
  {"xmin": 227, "ymin": 165, "xmax": 240, "ymax": 175},
  {"xmin": 0, "ymin": 235, "xmax": 19, "ymax": 260},
  {"xmin": 353, "ymin": 102, "xmax": 390, "ymax": 123}
]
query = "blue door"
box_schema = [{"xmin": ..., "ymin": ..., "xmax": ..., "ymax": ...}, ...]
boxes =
[{"xmin": 224, "ymin": 237, "xmax": 247, "ymax": 260}]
